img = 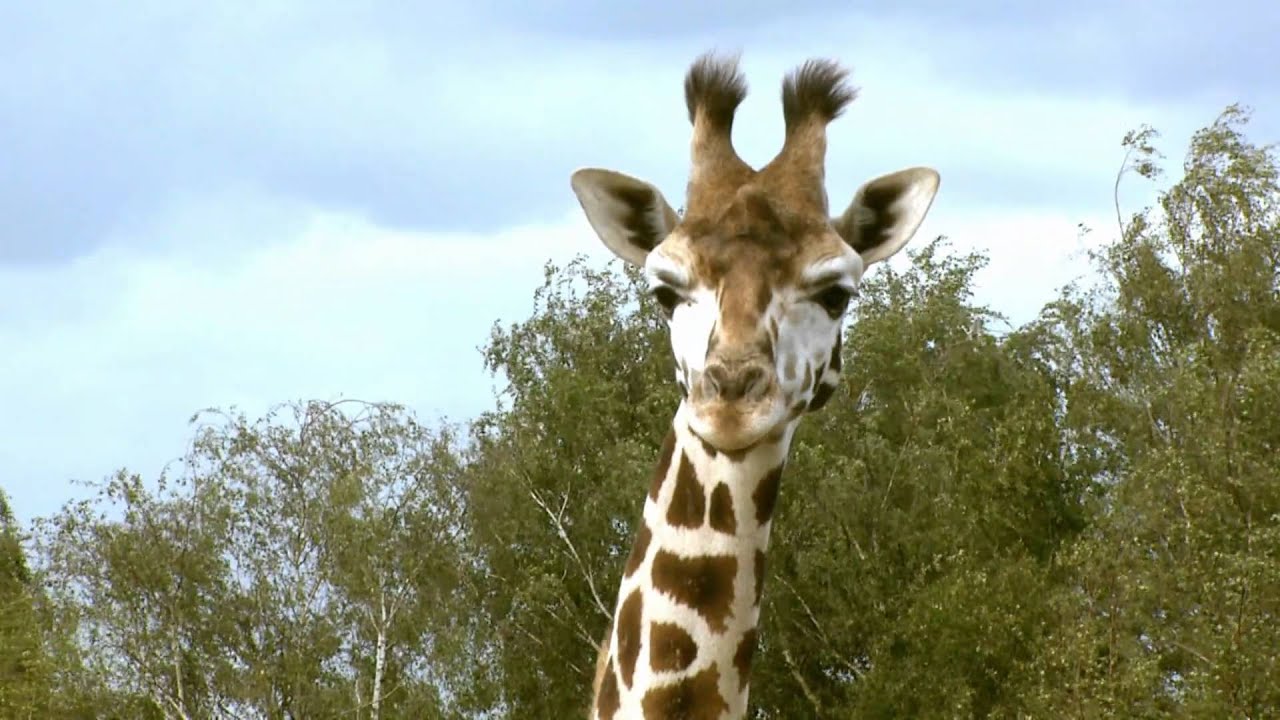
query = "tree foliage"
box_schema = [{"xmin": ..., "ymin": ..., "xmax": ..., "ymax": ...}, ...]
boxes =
[
  {"xmin": 31, "ymin": 401, "xmax": 471, "ymax": 719},
  {"xmin": 0, "ymin": 488, "xmax": 51, "ymax": 719},
  {"xmin": 7, "ymin": 106, "xmax": 1278, "ymax": 718},
  {"xmin": 1022, "ymin": 105, "xmax": 1280, "ymax": 718}
]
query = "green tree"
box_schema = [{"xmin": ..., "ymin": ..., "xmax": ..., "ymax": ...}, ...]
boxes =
[
  {"xmin": 35, "ymin": 466, "xmax": 248, "ymax": 717},
  {"xmin": 461, "ymin": 260, "xmax": 676, "ymax": 718},
  {"xmin": 202, "ymin": 400, "xmax": 468, "ymax": 718},
  {"xmin": 1025, "ymin": 106, "xmax": 1280, "ymax": 717},
  {"xmin": 33, "ymin": 400, "xmax": 473, "ymax": 719},
  {"xmin": 751, "ymin": 240, "xmax": 1085, "ymax": 719},
  {"xmin": 0, "ymin": 488, "xmax": 51, "ymax": 718}
]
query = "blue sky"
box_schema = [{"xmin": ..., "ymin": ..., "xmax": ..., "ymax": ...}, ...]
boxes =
[{"xmin": 3, "ymin": 1, "xmax": 1278, "ymax": 524}]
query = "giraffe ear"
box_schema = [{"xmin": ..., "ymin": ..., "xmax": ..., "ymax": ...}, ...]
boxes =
[
  {"xmin": 571, "ymin": 168, "xmax": 680, "ymax": 266},
  {"xmin": 832, "ymin": 167, "xmax": 940, "ymax": 266}
]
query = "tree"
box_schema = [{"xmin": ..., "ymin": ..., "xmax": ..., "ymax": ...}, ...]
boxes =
[
  {"xmin": 749, "ymin": 240, "xmax": 1085, "ymax": 718},
  {"xmin": 0, "ymin": 488, "xmax": 51, "ymax": 718},
  {"xmin": 1024, "ymin": 105, "xmax": 1280, "ymax": 717},
  {"xmin": 461, "ymin": 260, "xmax": 676, "ymax": 718},
  {"xmin": 202, "ymin": 400, "xmax": 469, "ymax": 719},
  {"xmin": 33, "ymin": 400, "xmax": 473, "ymax": 719}
]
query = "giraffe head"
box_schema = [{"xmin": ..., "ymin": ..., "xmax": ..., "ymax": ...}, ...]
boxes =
[{"xmin": 572, "ymin": 54, "xmax": 939, "ymax": 453}]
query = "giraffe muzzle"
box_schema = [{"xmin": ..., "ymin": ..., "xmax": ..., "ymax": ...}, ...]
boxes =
[
  {"xmin": 688, "ymin": 355, "xmax": 787, "ymax": 452},
  {"xmin": 701, "ymin": 361, "xmax": 771, "ymax": 403}
]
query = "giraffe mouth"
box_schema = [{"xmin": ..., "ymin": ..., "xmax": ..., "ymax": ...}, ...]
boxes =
[
  {"xmin": 685, "ymin": 397, "xmax": 789, "ymax": 453},
  {"xmin": 688, "ymin": 424, "xmax": 771, "ymax": 456}
]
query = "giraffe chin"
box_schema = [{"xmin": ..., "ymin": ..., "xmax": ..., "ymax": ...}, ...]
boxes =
[{"xmin": 685, "ymin": 399, "xmax": 789, "ymax": 454}]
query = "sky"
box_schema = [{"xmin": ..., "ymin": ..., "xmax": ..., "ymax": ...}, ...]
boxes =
[{"xmin": 3, "ymin": 1, "xmax": 1278, "ymax": 525}]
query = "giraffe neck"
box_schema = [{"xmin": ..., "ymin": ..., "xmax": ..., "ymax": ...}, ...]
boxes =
[{"xmin": 592, "ymin": 403, "xmax": 795, "ymax": 720}]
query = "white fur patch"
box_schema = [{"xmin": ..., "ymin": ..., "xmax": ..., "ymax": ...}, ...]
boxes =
[{"xmin": 667, "ymin": 287, "xmax": 719, "ymax": 380}]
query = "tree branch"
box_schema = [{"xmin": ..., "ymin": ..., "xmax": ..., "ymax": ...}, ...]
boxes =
[
  {"xmin": 526, "ymin": 487, "xmax": 611, "ymax": 619},
  {"xmin": 781, "ymin": 646, "xmax": 824, "ymax": 717}
]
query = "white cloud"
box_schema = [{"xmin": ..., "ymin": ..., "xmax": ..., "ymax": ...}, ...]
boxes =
[
  {"xmin": 911, "ymin": 206, "xmax": 1115, "ymax": 328},
  {"xmin": 4, "ymin": 2, "xmax": 1252, "ymax": 526},
  {"xmin": 1, "ymin": 200, "xmax": 616, "ymax": 524}
]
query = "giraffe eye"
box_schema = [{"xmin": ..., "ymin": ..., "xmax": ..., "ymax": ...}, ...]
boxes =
[
  {"xmin": 813, "ymin": 286, "xmax": 853, "ymax": 316},
  {"xmin": 651, "ymin": 286, "xmax": 682, "ymax": 318}
]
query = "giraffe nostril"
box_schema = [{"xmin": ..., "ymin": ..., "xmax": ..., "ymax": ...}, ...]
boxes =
[
  {"xmin": 703, "ymin": 364, "xmax": 729, "ymax": 397},
  {"xmin": 740, "ymin": 366, "xmax": 768, "ymax": 399},
  {"xmin": 703, "ymin": 363, "xmax": 770, "ymax": 402}
]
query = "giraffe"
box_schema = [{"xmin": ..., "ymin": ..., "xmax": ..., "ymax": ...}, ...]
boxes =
[{"xmin": 570, "ymin": 52, "xmax": 940, "ymax": 719}]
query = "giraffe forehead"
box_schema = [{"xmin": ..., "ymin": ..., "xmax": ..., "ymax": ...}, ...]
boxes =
[
  {"xmin": 663, "ymin": 183, "xmax": 819, "ymax": 275},
  {"xmin": 658, "ymin": 223, "xmax": 849, "ymax": 290}
]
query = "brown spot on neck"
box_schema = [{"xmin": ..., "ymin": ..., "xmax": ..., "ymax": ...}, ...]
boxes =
[
  {"xmin": 752, "ymin": 463, "xmax": 785, "ymax": 525},
  {"xmin": 649, "ymin": 622, "xmax": 699, "ymax": 673},
  {"xmin": 649, "ymin": 431, "xmax": 677, "ymax": 501},
  {"xmin": 708, "ymin": 483, "xmax": 736, "ymax": 534},
  {"xmin": 650, "ymin": 550, "xmax": 738, "ymax": 633},
  {"xmin": 596, "ymin": 659, "xmax": 620, "ymax": 720},
  {"xmin": 616, "ymin": 591, "xmax": 644, "ymax": 689},
  {"xmin": 754, "ymin": 550, "xmax": 766, "ymax": 606},
  {"xmin": 641, "ymin": 665, "xmax": 729, "ymax": 720},
  {"xmin": 666, "ymin": 451, "xmax": 706, "ymax": 528},
  {"xmin": 625, "ymin": 524, "xmax": 652, "ymax": 578},
  {"xmin": 734, "ymin": 629, "xmax": 758, "ymax": 691}
]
